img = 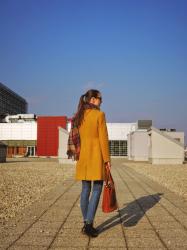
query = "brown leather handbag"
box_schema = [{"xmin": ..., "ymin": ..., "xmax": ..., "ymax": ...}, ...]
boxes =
[{"xmin": 102, "ymin": 169, "xmax": 118, "ymax": 213}]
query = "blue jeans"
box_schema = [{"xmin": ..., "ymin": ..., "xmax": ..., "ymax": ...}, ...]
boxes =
[{"xmin": 80, "ymin": 180, "xmax": 103, "ymax": 224}]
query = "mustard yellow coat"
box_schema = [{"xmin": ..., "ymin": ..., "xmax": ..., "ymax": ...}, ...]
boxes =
[{"xmin": 76, "ymin": 109, "xmax": 110, "ymax": 181}]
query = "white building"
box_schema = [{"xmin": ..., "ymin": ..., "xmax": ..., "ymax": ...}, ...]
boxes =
[
  {"xmin": 58, "ymin": 127, "xmax": 71, "ymax": 164},
  {"xmin": 59, "ymin": 119, "xmax": 185, "ymax": 165},
  {"xmin": 0, "ymin": 114, "xmax": 37, "ymax": 157},
  {"xmin": 128, "ymin": 126, "xmax": 185, "ymax": 164},
  {"xmin": 148, "ymin": 127, "xmax": 184, "ymax": 164},
  {"xmin": 59, "ymin": 121, "xmax": 136, "ymax": 163},
  {"xmin": 128, "ymin": 130, "xmax": 149, "ymax": 161},
  {"xmin": 107, "ymin": 123, "xmax": 136, "ymax": 156}
]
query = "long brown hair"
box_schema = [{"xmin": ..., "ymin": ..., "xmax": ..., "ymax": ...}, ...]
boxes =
[{"xmin": 73, "ymin": 89, "xmax": 101, "ymax": 127}]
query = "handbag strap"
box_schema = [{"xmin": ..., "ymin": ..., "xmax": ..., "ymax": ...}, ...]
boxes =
[{"xmin": 105, "ymin": 168, "xmax": 114, "ymax": 187}]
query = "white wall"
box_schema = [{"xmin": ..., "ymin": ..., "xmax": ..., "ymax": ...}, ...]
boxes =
[
  {"xmin": 58, "ymin": 127, "xmax": 69, "ymax": 158},
  {"xmin": 150, "ymin": 128, "xmax": 184, "ymax": 164},
  {"xmin": 128, "ymin": 131, "xmax": 149, "ymax": 161},
  {"xmin": 0, "ymin": 122, "xmax": 37, "ymax": 140},
  {"xmin": 127, "ymin": 134, "xmax": 131, "ymax": 159},
  {"xmin": 58, "ymin": 127, "xmax": 75, "ymax": 164},
  {"xmin": 134, "ymin": 131, "xmax": 149, "ymax": 161},
  {"xmin": 164, "ymin": 131, "xmax": 184, "ymax": 144},
  {"xmin": 67, "ymin": 122, "xmax": 136, "ymax": 141},
  {"xmin": 107, "ymin": 123, "xmax": 136, "ymax": 140}
]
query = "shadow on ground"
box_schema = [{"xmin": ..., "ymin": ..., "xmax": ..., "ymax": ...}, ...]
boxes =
[{"xmin": 97, "ymin": 193, "xmax": 163, "ymax": 233}]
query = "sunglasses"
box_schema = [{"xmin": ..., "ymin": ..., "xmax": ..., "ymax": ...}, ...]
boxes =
[{"xmin": 96, "ymin": 96, "xmax": 102, "ymax": 102}]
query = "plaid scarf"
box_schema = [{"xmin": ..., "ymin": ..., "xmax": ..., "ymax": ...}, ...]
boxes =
[{"xmin": 67, "ymin": 103, "xmax": 99, "ymax": 161}]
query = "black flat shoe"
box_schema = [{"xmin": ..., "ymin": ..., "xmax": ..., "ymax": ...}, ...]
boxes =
[{"xmin": 84, "ymin": 223, "xmax": 98, "ymax": 237}]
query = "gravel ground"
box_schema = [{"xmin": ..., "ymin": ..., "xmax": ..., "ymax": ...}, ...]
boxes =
[
  {"xmin": 0, "ymin": 158, "xmax": 75, "ymax": 225},
  {"xmin": 122, "ymin": 160, "xmax": 187, "ymax": 200},
  {"xmin": 1, "ymin": 157, "xmax": 186, "ymax": 226}
]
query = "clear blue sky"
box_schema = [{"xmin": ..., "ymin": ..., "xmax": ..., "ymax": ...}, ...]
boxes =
[{"xmin": 0, "ymin": 0, "xmax": 187, "ymax": 143}]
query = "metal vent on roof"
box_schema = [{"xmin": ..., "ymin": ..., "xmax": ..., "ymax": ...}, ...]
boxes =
[
  {"xmin": 137, "ymin": 120, "xmax": 152, "ymax": 129},
  {"xmin": 160, "ymin": 128, "xmax": 176, "ymax": 132}
]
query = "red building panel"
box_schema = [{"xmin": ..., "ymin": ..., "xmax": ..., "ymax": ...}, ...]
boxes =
[{"xmin": 37, "ymin": 116, "xmax": 67, "ymax": 156}]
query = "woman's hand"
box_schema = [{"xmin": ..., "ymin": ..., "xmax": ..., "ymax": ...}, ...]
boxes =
[{"xmin": 105, "ymin": 161, "xmax": 111, "ymax": 171}]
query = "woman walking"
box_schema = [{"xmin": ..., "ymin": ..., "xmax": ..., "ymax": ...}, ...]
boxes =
[{"xmin": 67, "ymin": 89, "xmax": 111, "ymax": 237}]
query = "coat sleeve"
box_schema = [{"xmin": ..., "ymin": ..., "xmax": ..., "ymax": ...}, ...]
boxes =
[{"xmin": 98, "ymin": 112, "xmax": 110, "ymax": 163}]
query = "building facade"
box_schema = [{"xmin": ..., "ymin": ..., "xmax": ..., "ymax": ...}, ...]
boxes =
[
  {"xmin": 128, "ymin": 126, "xmax": 185, "ymax": 164},
  {"xmin": 0, "ymin": 114, "xmax": 37, "ymax": 157},
  {"xmin": 37, "ymin": 116, "xmax": 67, "ymax": 157},
  {"xmin": 0, "ymin": 115, "xmax": 67, "ymax": 158},
  {"xmin": 148, "ymin": 127, "xmax": 184, "ymax": 164},
  {"xmin": 66, "ymin": 121, "xmax": 137, "ymax": 157},
  {"xmin": 107, "ymin": 123, "xmax": 136, "ymax": 156},
  {"xmin": 128, "ymin": 130, "xmax": 150, "ymax": 161},
  {"xmin": 0, "ymin": 82, "xmax": 28, "ymax": 116}
]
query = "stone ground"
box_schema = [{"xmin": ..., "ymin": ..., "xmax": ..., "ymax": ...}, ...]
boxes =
[
  {"xmin": 0, "ymin": 158, "xmax": 187, "ymax": 249},
  {"xmin": 0, "ymin": 158, "xmax": 74, "ymax": 223},
  {"xmin": 123, "ymin": 160, "xmax": 187, "ymax": 200}
]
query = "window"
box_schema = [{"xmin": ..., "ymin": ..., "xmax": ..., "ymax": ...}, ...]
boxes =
[
  {"xmin": 109, "ymin": 140, "xmax": 127, "ymax": 156},
  {"xmin": 27, "ymin": 146, "xmax": 36, "ymax": 156}
]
